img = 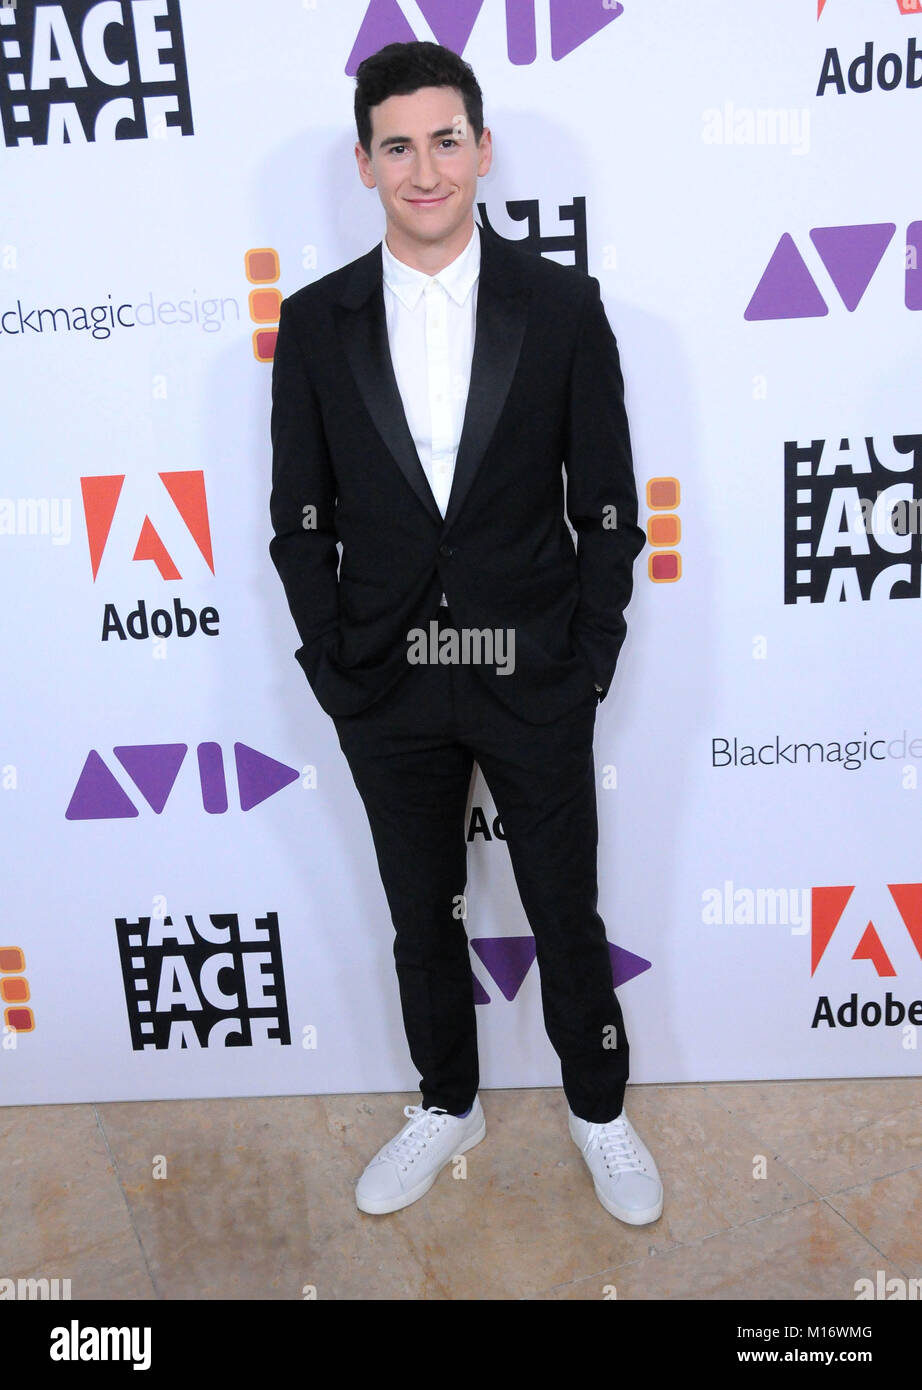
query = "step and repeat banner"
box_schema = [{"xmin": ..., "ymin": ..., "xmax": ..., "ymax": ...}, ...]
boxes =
[{"xmin": 2, "ymin": 0, "xmax": 920, "ymax": 1105}]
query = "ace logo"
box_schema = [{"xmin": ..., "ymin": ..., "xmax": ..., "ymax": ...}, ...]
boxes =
[
  {"xmin": 0, "ymin": 0, "xmax": 194, "ymax": 149},
  {"xmin": 783, "ymin": 433, "xmax": 922, "ymax": 605},
  {"xmin": 116, "ymin": 911, "xmax": 291, "ymax": 1050}
]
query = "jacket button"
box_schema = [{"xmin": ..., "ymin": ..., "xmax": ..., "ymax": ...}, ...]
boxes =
[{"xmin": 438, "ymin": 544, "xmax": 455, "ymax": 558}]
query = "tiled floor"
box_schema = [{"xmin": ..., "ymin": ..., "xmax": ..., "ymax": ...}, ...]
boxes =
[{"xmin": 2, "ymin": 1079, "xmax": 920, "ymax": 1300}]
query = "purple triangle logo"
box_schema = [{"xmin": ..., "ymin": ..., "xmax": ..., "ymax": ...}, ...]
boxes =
[
  {"xmin": 65, "ymin": 750, "xmax": 138, "ymax": 820},
  {"xmin": 417, "ymin": 0, "xmax": 485, "ymax": 59},
  {"xmin": 471, "ymin": 972, "xmax": 491, "ymax": 1005},
  {"xmin": 550, "ymin": 0, "xmax": 623, "ymax": 61},
  {"xmin": 234, "ymin": 742, "xmax": 300, "ymax": 811},
  {"xmin": 114, "ymin": 744, "xmax": 187, "ymax": 814},
  {"xmin": 471, "ymin": 936, "xmax": 537, "ymax": 1001},
  {"xmin": 745, "ymin": 233, "xmax": 828, "ymax": 321},
  {"xmin": 608, "ymin": 942, "xmax": 652, "ymax": 988},
  {"xmin": 810, "ymin": 223, "xmax": 895, "ymax": 312},
  {"xmin": 346, "ymin": 0, "xmax": 425, "ymax": 76}
]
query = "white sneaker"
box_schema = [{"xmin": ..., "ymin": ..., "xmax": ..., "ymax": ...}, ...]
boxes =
[
  {"xmin": 355, "ymin": 1097, "xmax": 486, "ymax": 1215},
  {"xmin": 569, "ymin": 1106, "xmax": 663, "ymax": 1225}
]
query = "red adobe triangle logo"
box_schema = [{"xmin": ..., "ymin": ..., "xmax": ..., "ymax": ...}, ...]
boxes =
[
  {"xmin": 811, "ymin": 884, "xmax": 922, "ymax": 976},
  {"xmin": 81, "ymin": 471, "xmax": 214, "ymax": 581}
]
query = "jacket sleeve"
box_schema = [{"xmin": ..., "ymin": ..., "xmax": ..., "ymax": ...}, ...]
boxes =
[
  {"xmin": 268, "ymin": 296, "xmax": 340, "ymax": 657},
  {"xmin": 563, "ymin": 276, "xmax": 646, "ymax": 701}
]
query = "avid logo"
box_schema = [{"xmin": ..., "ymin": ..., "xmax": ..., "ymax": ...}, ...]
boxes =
[
  {"xmin": 346, "ymin": 0, "xmax": 624, "ymax": 75},
  {"xmin": 810, "ymin": 883, "xmax": 922, "ymax": 1031},
  {"xmin": 116, "ymin": 911, "xmax": 291, "ymax": 1050},
  {"xmin": 81, "ymin": 471, "xmax": 219, "ymax": 643},
  {"xmin": 464, "ymin": 808, "xmax": 652, "ymax": 1000},
  {"xmin": 66, "ymin": 743, "xmax": 301, "ymax": 820},
  {"xmin": 746, "ymin": 222, "xmax": 921, "ymax": 321},
  {"xmin": 470, "ymin": 937, "xmax": 651, "ymax": 1005},
  {"xmin": 783, "ymin": 432, "xmax": 922, "ymax": 604},
  {"xmin": 0, "ymin": 0, "xmax": 193, "ymax": 149}
]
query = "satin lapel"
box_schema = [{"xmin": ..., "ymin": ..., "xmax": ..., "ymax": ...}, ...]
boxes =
[
  {"xmin": 443, "ymin": 227, "xmax": 529, "ymax": 532},
  {"xmin": 333, "ymin": 224, "xmax": 531, "ymax": 533},
  {"xmin": 334, "ymin": 246, "xmax": 442, "ymax": 525}
]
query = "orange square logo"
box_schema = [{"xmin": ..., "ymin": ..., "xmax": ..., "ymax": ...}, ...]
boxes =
[
  {"xmin": 647, "ymin": 478, "xmax": 680, "ymax": 510},
  {"xmin": 648, "ymin": 514, "xmax": 681, "ymax": 547},
  {"xmin": 649, "ymin": 551, "xmax": 682, "ymax": 583},
  {"xmin": 245, "ymin": 249, "xmax": 280, "ymax": 284}
]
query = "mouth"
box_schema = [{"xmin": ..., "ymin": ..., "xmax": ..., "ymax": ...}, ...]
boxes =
[{"xmin": 406, "ymin": 193, "xmax": 451, "ymax": 206}]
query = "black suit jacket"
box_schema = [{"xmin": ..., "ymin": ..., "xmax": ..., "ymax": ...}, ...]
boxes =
[{"xmin": 269, "ymin": 220, "xmax": 646, "ymax": 724}]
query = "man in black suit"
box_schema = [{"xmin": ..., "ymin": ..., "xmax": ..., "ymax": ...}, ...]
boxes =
[{"xmin": 269, "ymin": 41, "xmax": 662, "ymax": 1225}]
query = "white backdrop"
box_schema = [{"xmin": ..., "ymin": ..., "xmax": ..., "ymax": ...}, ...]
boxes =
[{"xmin": 2, "ymin": 0, "xmax": 920, "ymax": 1104}]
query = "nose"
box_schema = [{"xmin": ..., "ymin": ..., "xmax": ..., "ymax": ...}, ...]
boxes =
[{"xmin": 411, "ymin": 147, "xmax": 439, "ymax": 191}]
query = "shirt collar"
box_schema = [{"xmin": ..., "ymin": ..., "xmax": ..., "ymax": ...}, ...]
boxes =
[{"xmin": 381, "ymin": 222, "xmax": 480, "ymax": 311}]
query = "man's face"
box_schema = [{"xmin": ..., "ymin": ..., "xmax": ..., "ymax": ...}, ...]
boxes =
[{"xmin": 355, "ymin": 85, "xmax": 491, "ymax": 251}]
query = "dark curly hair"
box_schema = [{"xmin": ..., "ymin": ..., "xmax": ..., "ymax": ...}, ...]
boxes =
[{"xmin": 354, "ymin": 40, "xmax": 484, "ymax": 156}]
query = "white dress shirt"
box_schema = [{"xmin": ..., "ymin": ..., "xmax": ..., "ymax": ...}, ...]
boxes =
[{"xmin": 381, "ymin": 222, "xmax": 480, "ymax": 606}]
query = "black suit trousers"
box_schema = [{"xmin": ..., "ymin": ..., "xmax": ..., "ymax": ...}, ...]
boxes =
[{"xmin": 330, "ymin": 606, "xmax": 630, "ymax": 1124}]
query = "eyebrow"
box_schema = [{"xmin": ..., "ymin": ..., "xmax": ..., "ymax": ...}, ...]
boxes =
[{"xmin": 378, "ymin": 127, "xmax": 461, "ymax": 150}]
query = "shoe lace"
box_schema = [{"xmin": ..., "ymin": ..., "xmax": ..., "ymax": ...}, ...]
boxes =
[
  {"xmin": 590, "ymin": 1116, "xmax": 645, "ymax": 1176},
  {"xmin": 385, "ymin": 1105, "xmax": 450, "ymax": 1172}
]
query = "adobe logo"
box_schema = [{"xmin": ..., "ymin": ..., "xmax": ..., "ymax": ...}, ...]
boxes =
[
  {"xmin": 81, "ymin": 471, "xmax": 214, "ymax": 581},
  {"xmin": 811, "ymin": 884, "xmax": 922, "ymax": 977},
  {"xmin": 817, "ymin": 0, "xmax": 919, "ymax": 15},
  {"xmin": 346, "ymin": 0, "xmax": 624, "ymax": 76}
]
